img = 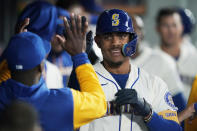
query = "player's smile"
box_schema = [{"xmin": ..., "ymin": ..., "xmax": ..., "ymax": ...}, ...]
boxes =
[{"xmin": 110, "ymin": 48, "xmax": 122, "ymax": 57}]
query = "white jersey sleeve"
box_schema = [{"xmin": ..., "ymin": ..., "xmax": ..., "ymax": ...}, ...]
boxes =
[{"xmin": 151, "ymin": 76, "xmax": 178, "ymax": 113}]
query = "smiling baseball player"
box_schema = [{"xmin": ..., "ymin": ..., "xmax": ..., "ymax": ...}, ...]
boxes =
[{"xmin": 69, "ymin": 9, "xmax": 182, "ymax": 131}]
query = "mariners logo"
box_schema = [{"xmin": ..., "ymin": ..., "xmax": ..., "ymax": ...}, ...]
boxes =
[
  {"xmin": 164, "ymin": 92, "xmax": 177, "ymax": 111},
  {"xmin": 112, "ymin": 14, "xmax": 120, "ymax": 26}
]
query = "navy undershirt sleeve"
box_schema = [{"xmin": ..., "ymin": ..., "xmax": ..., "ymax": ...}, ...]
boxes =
[{"xmin": 146, "ymin": 112, "xmax": 182, "ymax": 131}]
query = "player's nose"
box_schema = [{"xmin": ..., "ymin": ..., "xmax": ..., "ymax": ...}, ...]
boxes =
[{"xmin": 111, "ymin": 35, "xmax": 121, "ymax": 46}]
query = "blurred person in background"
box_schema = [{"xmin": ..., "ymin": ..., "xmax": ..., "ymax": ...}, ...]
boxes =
[
  {"xmin": 56, "ymin": 0, "xmax": 103, "ymax": 63},
  {"xmin": 47, "ymin": 7, "xmax": 73, "ymax": 86},
  {"xmin": 56, "ymin": 0, "xmax": 103, "ymax": 25},
  {"xmin": 51, "ymin": 0, "xmax": 103, "ymax": 86},
  {"xmin": 156, "ymin": 7, "xmax": 197, "ymax": 101},
  {"xmin": 0, "ymin": 1, "xmax": 63, "ymax": 89},
  {"xmin": 130, "ymin": 15, "xmax": 186, "ymax": 114},
  {"xmin": 0, "ymin": 101, "xmax": 42, "ymax": 131}
]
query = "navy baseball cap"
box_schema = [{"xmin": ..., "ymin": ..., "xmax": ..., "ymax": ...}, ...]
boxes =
[
  {"xmin": 96, "ymin": 9, "xmax": 135, "ymax": 35},
  {"xmin": 4, "ymin": 32, "xmax": 51, "ymax": 71},
  {"xmin": 17, "ymin": 1, "xmax": 58, "ymax": 48},
  {"xmin": 178, "ymin": 8, "xmax": 196, "ymax": 35}
]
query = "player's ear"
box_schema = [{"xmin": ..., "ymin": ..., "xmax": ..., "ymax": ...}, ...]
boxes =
[{"xmin": 94, "ymin": 36, "xmax": 101, "ymax": 49}]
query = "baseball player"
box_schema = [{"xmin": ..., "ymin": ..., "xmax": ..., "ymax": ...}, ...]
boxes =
[
  {"xmin": 130, "ymin": 15, "xmax": 186, "ymax": 113},
  {"xmin": 155, "ymin": 7, "xmax": 197, "ymax": 100},
  {"xmin": 0, "ymin": 1, "xmax": 63, "ymax": 89},
  {"xmin": 0, "ymin": 13, "xmax": 106, "ymax": 131},
  {"xmin": 70, "ymin": 9, "xmax": 181, "ymax": 131}
]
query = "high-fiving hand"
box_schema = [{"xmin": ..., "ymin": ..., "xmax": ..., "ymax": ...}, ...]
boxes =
[{"xmin": 56, "ymin": 13, "xmax": 88, "ymax": 56}]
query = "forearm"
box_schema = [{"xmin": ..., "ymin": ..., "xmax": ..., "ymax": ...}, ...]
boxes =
[
  {"xmin": 178, "ymin": 109, "xmax": 190, "ymax": 123},
  {"xmin": 146, "ymin": 112, "xmax": 182, "ymax": 131},
  {"xmin": 178, "ymin": 103, "xmax": 196, "ymax": 123},
  {"xmin": 74, "ymin": 53, "xmax": 102, "ymax": 93},
  {"xmin": 72, "ymin": 53, "xmax": 107, "ymax": 129}
]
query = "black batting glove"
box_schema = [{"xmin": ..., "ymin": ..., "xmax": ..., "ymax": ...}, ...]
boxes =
[
  {"xmin": 85, "ymin": 30, "xmax": 93, "ymax": 54},
  {"xmin": 115, "ymin": 89, "xmax": 151, "ymax": 117}
]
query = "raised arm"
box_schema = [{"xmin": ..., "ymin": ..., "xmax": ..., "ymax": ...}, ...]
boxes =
[{"xmin": 56, "ymin": 13, "xmax": 106, "ymax": 129}]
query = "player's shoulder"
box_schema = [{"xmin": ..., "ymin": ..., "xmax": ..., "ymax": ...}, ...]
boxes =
[
  {"xmin": 93, "ymin": 62, "xmax": 105, "ymax": 72},
  {"xmin": 139, "ymin": 66, "xmax": 160, "ymax": 80},
  {"xmin": 138, "ymin": 65, "xmax": 168, "ymax": 90},
  {"xmin": 152, "ymin": 48, "xmax": 176, "ymax": 67},
  {"xmin": 180, "ymin": 43, "xmax": 197, "ymax": 60}
]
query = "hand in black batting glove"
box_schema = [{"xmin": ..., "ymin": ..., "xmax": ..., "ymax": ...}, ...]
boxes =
[{"xmin": 115, "ymin": 89, "xmax": 152, "ymax": 118}]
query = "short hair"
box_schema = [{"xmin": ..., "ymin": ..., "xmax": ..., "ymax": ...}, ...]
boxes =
[
  {"xmin": 156, "ymin": 7, "xmax": 180, "ymax": 25},
  {"xmin": 0, "ymin": 101, "xmax": 40, "ymax": 131}
]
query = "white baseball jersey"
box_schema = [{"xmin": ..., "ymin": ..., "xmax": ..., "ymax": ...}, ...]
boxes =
[
  {"xmin": 182, "ymin": 36, "xmax": 197, "ymax": 54},
  {"xmin": 44, "ymin": 61, "xmax": 63, "ymax": 89},
  {"xmin": 80, "ymin": 62, "xmax": 177, "ymax": 131},
  {"xmin": 176, "ymin": 43, "xmax": 197, "ymax": 100},
  {"xmin": 131, "ymin": 46, "xmax": 183, "ymax": 96},
  {"xmin": 157, "ymin": 44, "xmax": 197, "ymax": 100}
]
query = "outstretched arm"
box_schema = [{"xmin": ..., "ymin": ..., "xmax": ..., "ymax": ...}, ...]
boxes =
[
  {"xmin": 178, "ymin": 103, "xmax": 197, "ymax": 123},
  {"xmin": 56, "ymin": 14, "xmax": 107, "ymax": 129}
]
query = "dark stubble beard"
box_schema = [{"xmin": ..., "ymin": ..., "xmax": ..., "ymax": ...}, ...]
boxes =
[{"xmin": 102, "ymin": 58, "xmax": 123, "ymax": 68}]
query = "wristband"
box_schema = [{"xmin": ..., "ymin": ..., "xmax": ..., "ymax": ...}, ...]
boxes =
[{"xmin": 144, "ymin": 109, "xmax": 153, "ymax": 123}]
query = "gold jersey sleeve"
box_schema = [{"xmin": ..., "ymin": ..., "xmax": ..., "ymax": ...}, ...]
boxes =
[
  {"xmin": 0, "ymin": 59, "xmax": 11, "ymax": 84},
  {"xmin": 185, "ymin": 75, "xmax": 197, "ymax": 131},
  {"xmin": 71, "ymin": 64, "xmax": 107, "ymax": 129},
  {"xmin": 158, "ymin": 110, "xmax": 179, "ymax": 124}
]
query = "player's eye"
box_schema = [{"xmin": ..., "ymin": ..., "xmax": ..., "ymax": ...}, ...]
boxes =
[
  {"xmin": 103, "ymin": 33, "xmax": 112, "ymax": 40},
  {"xmin": 118, "ymin": 33, "xmax": 129, "ymax": 39}
]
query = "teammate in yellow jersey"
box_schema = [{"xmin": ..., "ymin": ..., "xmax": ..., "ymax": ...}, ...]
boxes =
[{"xmin": 0, "ymin": 13, "xmax": 106, "ymax": 131}]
